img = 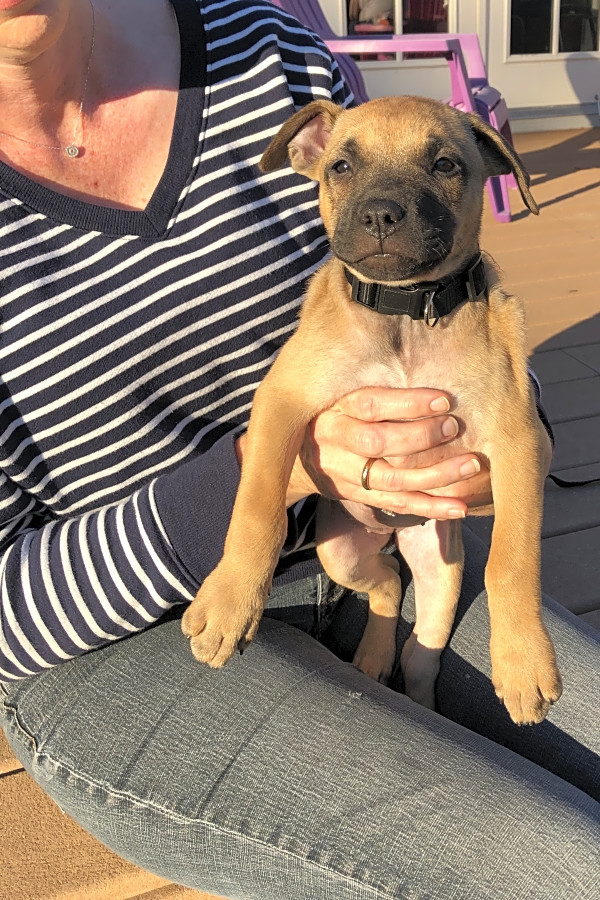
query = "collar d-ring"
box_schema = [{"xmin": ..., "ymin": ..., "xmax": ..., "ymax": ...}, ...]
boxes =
[{"xmin": 423, "ymin": 290, "xmax": 440, "ymax": 328}]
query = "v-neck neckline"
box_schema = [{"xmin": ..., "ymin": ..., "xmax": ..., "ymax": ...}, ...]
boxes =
[{"xmin": 0, "ymin": 0, "xmax": 206, "ymax": 239}]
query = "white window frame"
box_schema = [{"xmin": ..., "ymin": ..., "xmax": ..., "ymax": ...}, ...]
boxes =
[
  {"xmin": 330, "ymin": 0, "xmax": 458, "ymax": 69},
  {"xmin": 506, "ymin": 0, "xmax": 600, "ymax": 62}
]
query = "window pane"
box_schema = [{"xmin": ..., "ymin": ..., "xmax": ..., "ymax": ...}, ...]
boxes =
[
  {"xmin": 347, "ymin": 0, "xmax": 395, "ymax": 59},
  {"xmin": 559, "ymin": 0, "xmax": 599, "ymax": 51},
  {"xmin": 348, "ymin": 1, "xmax": 394, "ymax": 30},
  {"xmin": 402, "ymin": 1, "xmax": 448, "ymax": 59},
  {"xmin": 347, "ymin": 1, "xmax": 450, "ymax": 60},
  {"xmin": 511, "ymin": 0, "xmax": 554, "ymax": 54},
  {"xmin": 403, "ymin": 0, "xmax": 448, "ymax": 34}
]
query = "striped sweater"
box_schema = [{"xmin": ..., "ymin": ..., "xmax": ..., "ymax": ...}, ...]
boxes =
[{"xmin": 0, "ymin": 0, "xmax": 351, "ymax": 680}]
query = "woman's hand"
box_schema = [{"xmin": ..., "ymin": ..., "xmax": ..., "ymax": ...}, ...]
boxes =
[
  {"xmin": 235, "ymin": 385, "xmax": 552, "ymax": 520},
  {"xmin": 286, "ymin": 386, "xmax": 490, "ymax": 519}
]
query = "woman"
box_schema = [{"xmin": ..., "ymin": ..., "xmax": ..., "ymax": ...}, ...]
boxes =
[{"xmin": 0, "ymin": 1, "xmax": 599, "ymax": 898}]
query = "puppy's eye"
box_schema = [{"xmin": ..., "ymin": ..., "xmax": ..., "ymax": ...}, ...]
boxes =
[
  {"xmin": 332, "ymin": 159, "xmax": 351, "ymax": 174},
  {"xmin": 434, "ymin": 157, "xmax": 456, "ymax": 174}
]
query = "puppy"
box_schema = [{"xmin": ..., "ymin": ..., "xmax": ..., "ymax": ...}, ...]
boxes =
[{"xmin": 182, "ymin": 96, "xmax": 562, "ymax": 725}]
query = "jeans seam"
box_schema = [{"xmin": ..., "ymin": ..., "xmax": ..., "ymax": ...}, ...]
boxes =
[
  {"xmin": 21, "ymin": 743, "xmax": 399, "ymax": 899},
  {"xmin": 1, "ymin": 694, "xmax": 40, "ymax": 757},
  {"xmin": 2, "ymin": 675, "xmax": 401, "ymax": 899}
]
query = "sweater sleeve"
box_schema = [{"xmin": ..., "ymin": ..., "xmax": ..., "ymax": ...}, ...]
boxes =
[{"xmin": 0, "ymin": 432, "xmax": 247, "ymax": 681}]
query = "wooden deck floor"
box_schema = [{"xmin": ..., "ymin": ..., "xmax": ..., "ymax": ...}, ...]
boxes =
[{"xmin": 1, "ymin": 127, "xmax": 599, "ymax": 900}]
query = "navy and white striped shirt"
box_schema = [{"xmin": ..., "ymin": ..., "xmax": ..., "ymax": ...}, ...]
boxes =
[{"xmin": 0, "ymin": 0, "xmax": 351, "ymax": 680}]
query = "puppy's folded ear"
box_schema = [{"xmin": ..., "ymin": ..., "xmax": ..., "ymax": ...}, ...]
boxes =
[
  {"xmin": 467, "ymin": 113, "xmax": 539, "ymax": 215},
  {"xmin": 260, "ymin": 100, "xmax": 343, "ymax": 178}
]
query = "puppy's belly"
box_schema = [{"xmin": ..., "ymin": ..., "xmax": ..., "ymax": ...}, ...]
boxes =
[
  {"xmin": 338, "ymin": 499, "xmax": 493, "ymax": 538},
  {"xmin": 337, "ymin": 499, "xmax": 428, "ymax": 534}
]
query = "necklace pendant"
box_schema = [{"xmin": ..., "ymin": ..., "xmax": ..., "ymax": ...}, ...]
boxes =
[{"xmin": 65, "ymin": 144, "xmax": 80, "ymax": 159}]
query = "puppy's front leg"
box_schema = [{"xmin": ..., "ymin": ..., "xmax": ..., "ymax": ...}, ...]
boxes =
[
  {"xmin": 485, "ymin": 418, "xmax": 562, "ymax": 724},
  {"xmin": 182, "ymin": 351, "xmax": 318, "ymax": 667}
]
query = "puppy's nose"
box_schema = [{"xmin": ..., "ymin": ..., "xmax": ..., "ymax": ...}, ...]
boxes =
[{"xmin": 360, "ymin": 199, "xmax": 405, "ymax": 240}]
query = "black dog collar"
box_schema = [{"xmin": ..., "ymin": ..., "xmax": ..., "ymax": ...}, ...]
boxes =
[{"xmin": 345, "ymin": 254, "xmax": 487, "ymax": 327}]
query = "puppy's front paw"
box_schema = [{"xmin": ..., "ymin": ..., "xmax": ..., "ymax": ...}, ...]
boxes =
[
  {"xmin": 491, "ymin": 627, "xmax": 562, "ymax": 725},
  {"xmin": 182, "ymin": 568, "xmax": 266, "ymax": 668}
]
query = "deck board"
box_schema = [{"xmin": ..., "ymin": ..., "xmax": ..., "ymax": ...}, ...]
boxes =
[
  {"xmin": 479, "ymin": 126, "xmax": 600, "ymax": 625},
  {"xmin": 542, "ymin": 527, "xmax": 600, "ymax": 615}
]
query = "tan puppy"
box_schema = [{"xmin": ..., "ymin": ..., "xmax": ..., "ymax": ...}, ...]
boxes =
[{"xmin": 182, "ymin": 96, "xmax": 562, "ymax": 725}]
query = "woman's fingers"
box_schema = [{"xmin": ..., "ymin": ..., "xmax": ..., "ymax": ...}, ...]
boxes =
[
  {"xmin": 287, "ymin": 386, "xmax": 495, "ymax": 516},
  {"xmin": 313, "ymin": 407, "xmax": 459, "ymax": 460},
  {"xmin": 353, "ymin": 487, "xmax": 469, "ymax": 520},
  {"xmin": 356, "ymin": 455, "xmax": 492, "ymax": 519},
  {"xmin": 332, "ymin": 386, "xmax": 451, "ymax": 422},
  {"xmin": 359, "ymin": 454, "xmax": 481, "ymax": 494}
]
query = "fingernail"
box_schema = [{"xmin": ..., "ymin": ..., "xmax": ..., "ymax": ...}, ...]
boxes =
[
  {"xmin": 448, "ymin": 508, "xmax": 466, "ymax": 518},
  {"xmin": 441, "ymin": 417, "xmax": 458, "ymax": 438},
  {"xmin": 430, "ymin": 396, "xmax": 450, "ymax": 412},
  {"xmin": 459, "ymin": 458, "xmax": 480, "ymax": 477}
]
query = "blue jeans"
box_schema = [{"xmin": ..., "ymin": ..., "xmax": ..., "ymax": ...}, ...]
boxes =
[{"xmin": 2, "ymin": 528, "xmax": 599, "ymax": 899}]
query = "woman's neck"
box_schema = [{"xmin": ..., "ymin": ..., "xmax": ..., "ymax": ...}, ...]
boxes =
[
  {"xmin": 0, "ymin": 0, "xmax": 182, "ymax": 212},
  {"xmin": 0, "ymin": 0, "xmax": 94, "ymax": 146}
]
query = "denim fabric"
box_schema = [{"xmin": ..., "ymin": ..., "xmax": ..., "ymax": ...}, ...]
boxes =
[{"xmin": 2, "ymin": 527, "xmax": 599, "ymax": 900}]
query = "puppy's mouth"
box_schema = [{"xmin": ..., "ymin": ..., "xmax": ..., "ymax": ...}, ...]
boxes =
[{"xmin": 342, "ymin": 250, "xmax": 450, "ymax": 285}]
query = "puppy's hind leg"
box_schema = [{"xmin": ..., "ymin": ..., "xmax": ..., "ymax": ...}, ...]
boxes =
[
  {"xmin": 316, "ymin": 499, "xmax": 402, "ymax": 684},
  {"xmin": 397, "ymin": 519, "xmax": 464, "ymax": 710}
]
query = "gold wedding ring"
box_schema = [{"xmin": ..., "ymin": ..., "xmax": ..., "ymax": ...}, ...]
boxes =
[{"xmin": 361, "ymin": 457, "xmax": 377, "ymax": 491}]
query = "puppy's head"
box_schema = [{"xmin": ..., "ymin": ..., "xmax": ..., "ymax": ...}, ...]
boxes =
[{"xmin": 260, "ymin": 96, "xmax": 537, "ymax": 285}]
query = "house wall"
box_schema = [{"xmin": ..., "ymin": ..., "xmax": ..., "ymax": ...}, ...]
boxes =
[{"xmin": 319, "ymin": 0, "xmax": 600, "ymax": 131}]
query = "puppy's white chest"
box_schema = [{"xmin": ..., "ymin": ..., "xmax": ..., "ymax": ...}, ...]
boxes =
[
  {"xmin": 354, "ymin": 326, "xmax": 490, "ymax": 450},
  {"xmin": 359, "ymin": 338, "xmax": 466, "ymax": 396}
]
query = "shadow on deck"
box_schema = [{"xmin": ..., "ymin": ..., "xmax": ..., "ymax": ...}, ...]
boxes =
[{"xmin": 476, "ymin": 126, "xmax": 600, "ymax": 630}]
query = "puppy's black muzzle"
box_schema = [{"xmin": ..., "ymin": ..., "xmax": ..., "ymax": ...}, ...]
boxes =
[{"xmin": 332, "ymin": 184, "xmax": 457, "ymax": 282}]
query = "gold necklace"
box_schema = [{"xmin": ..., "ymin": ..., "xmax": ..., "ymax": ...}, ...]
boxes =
[{"xmin": 0, "ymin": 1, "xmax": 96, "ymax": 159}]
